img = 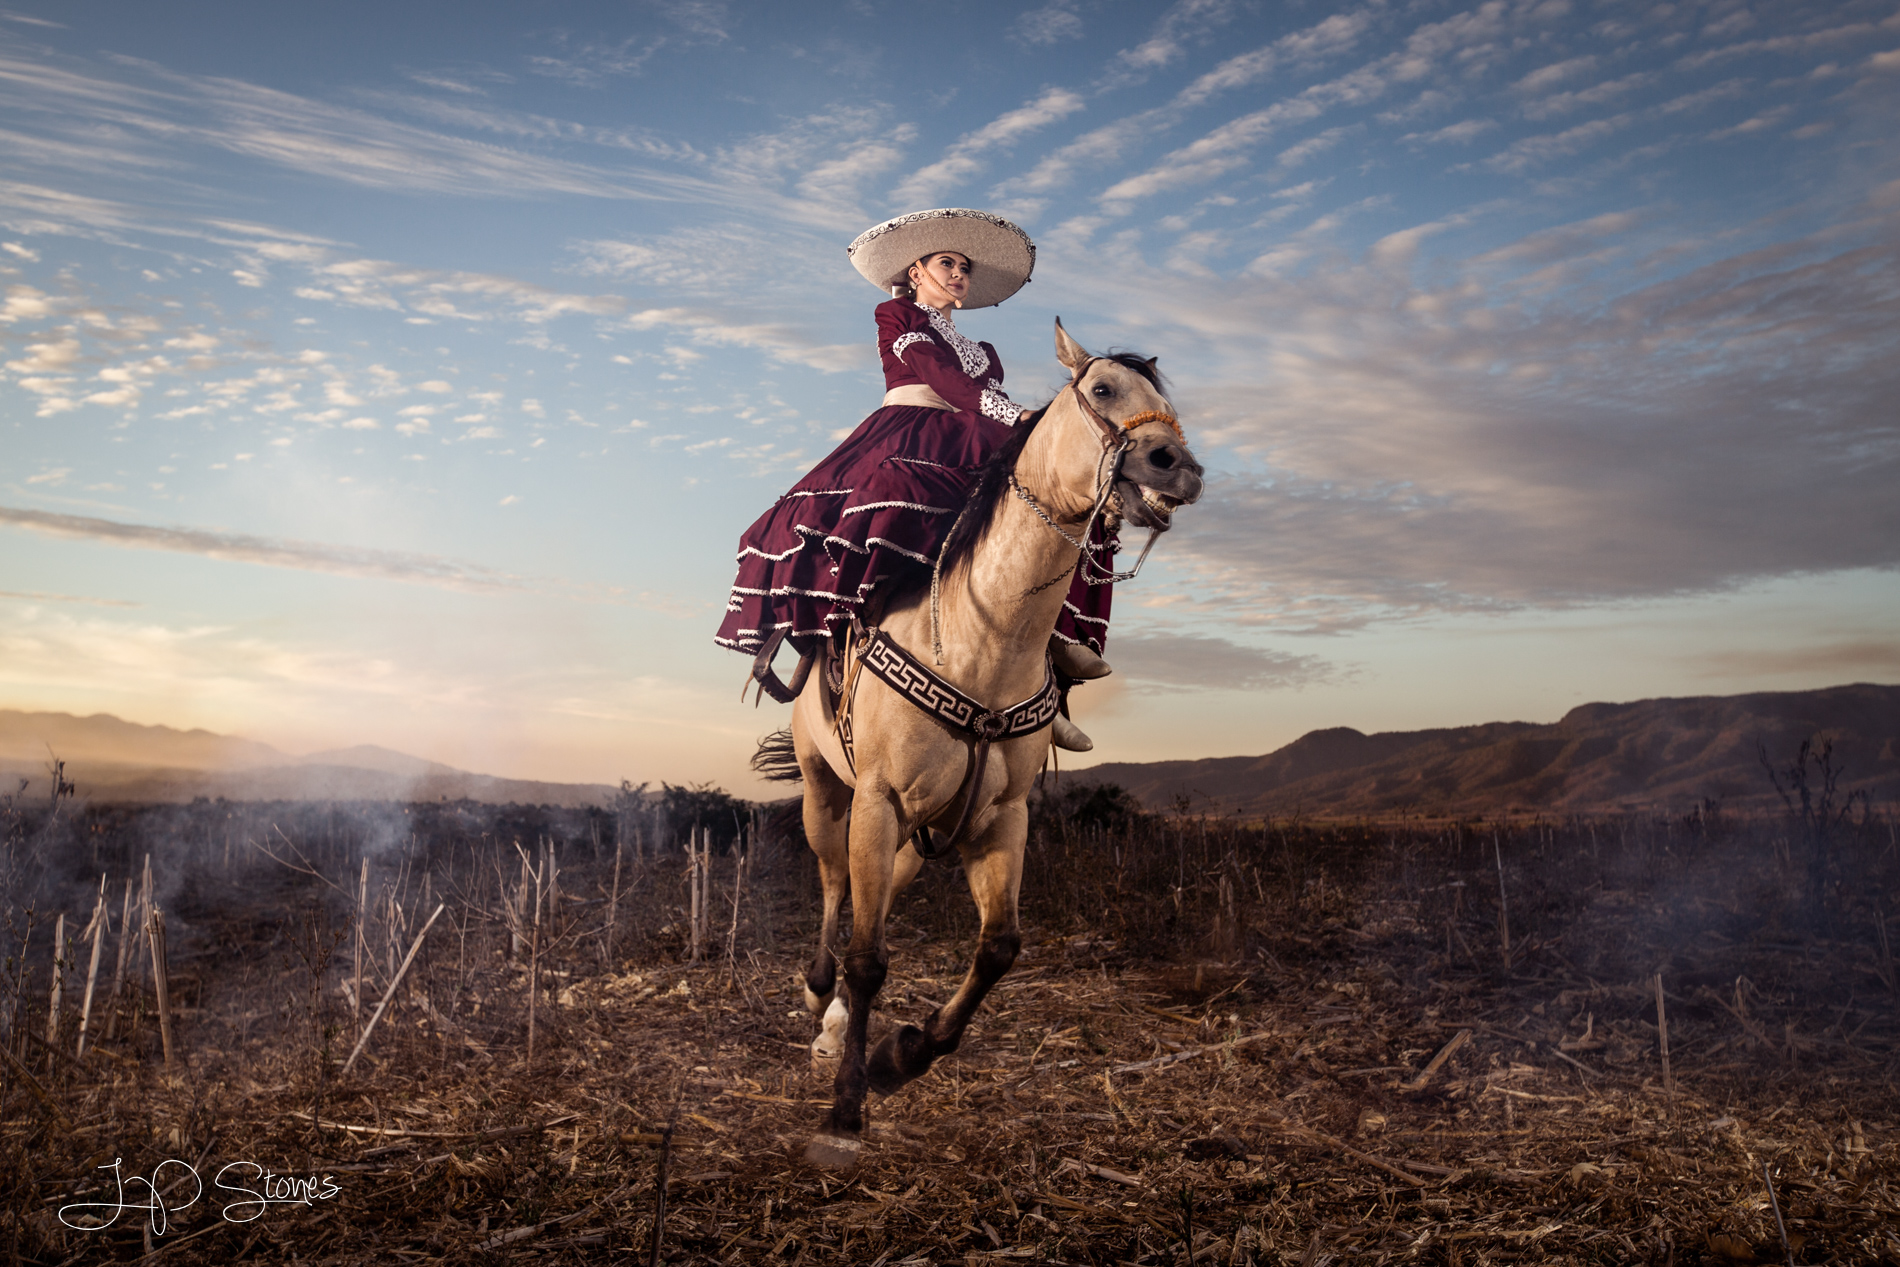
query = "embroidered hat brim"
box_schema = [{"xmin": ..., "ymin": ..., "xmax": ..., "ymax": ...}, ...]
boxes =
[{"xmin": 847, "ymin": 208, "xmax": 1036, "ymax": 309}]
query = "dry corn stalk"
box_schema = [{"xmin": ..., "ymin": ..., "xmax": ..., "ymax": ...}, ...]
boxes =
[
  {"xmin": 76, "ymin": 877, "xmax": 105, "ymax": 1058},
  {"xmin": 353, "ymin": 856, "xmax": 368, "ymax": 1023},
  {"xmin": 148, "ymin": 904, "xmax": 175, "ymax": 1073},
  {"xmin": 342, "ymin": 901, "xmax": 445, "ymax": 1076},
  {"xmin": 46, "ymin": 912, "xmax": 64, "ymax": 1047}
]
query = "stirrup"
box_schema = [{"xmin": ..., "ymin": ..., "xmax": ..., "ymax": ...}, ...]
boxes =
[
  {"xmin": 1051, "ymin": 639, "xmax": 1112, "ymax": 681},
  {"xmin": 747, "ymin": 627, "xmax": 815, "ymax": 705}
]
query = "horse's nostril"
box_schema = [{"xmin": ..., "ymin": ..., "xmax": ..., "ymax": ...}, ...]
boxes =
[{"xmin": 1150, "ymin": 447, "xmax": 1177, "ymax": 470}]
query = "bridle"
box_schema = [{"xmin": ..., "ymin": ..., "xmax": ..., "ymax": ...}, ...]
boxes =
[
  {"xmin": 853, "ymin": 359, "xmax": 1188, "ymax": 861},
  {"xmin": 927, "ymin": 357, "xmax": 1182, "ymax": 664},
  {"xmin": 1064, "ymin": 355, "xmax": 1186, "ymax": 448},
  {"xmin": 1006, "ymin": 356, "xmax": 1183, "ymax": 596}
]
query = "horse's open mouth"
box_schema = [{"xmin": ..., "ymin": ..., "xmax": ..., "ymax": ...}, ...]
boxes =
[{"xmin": 1115, "ymin": 480, "xmax": 1180, "ymax": 529}]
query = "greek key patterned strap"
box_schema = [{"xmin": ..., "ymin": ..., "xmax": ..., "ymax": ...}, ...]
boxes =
[{"xmin": 858, "ymin": 631, "xmax": 1058, "ymax": 739}]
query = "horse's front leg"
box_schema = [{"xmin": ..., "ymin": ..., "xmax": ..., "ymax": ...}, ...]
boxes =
[
  {"xmin": 867, "ymin": 799, "xmax": 1024, "ymax": 1095},
  {"xmin": 805, "ymin": 788, "xmax": 903, "ymax": 1169}
]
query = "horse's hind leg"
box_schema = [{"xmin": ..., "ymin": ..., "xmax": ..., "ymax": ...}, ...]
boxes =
[
  {"xmin": 866, "ymin": 802, "xmax": 1024, "ymax": 1096},
  {"xmin": 799, "ymin": 754, "xmax": 852, "ymax": 1013}
]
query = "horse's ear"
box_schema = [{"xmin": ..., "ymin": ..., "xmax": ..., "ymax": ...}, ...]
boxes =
[
  {"xmin": 1053, "ymin": 317, "xmax": 1089, "ymax": 372},
  {"xmin": 1143, "ymin": 356, "xmax": 1160, "ymax": 376}
]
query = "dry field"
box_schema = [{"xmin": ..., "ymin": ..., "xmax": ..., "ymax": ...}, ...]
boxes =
[{"xmin": 2, "ymin": 789, "xmax": 1897, "ymax": 1265}]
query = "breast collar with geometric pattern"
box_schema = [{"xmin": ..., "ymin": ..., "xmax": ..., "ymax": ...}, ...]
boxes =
[{"xmin": 838, "ymin": 620, "xmax": 1059, "ymax": 859}]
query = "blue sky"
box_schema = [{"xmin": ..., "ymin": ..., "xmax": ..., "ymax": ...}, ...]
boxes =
[{"xmin": 2, "ymin": 0, "xmax": 1896, "ymax": 793}]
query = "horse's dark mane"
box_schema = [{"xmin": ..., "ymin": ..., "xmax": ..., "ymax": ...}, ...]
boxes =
[{"xmin": 934, "ymin": 351, "xmax": 1167, "ymax": 580}]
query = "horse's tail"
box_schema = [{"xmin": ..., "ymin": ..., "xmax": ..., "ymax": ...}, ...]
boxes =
[{"xmin": 751, "ymin": 729, "xmax": 803, "ymax": 783}]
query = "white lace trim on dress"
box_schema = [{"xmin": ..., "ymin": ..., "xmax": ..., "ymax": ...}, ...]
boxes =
[
  {"xmin": 980, "ymin": 378, "xmax": 1019, "ymax": 425},
  {"xmin": 915, "ymin": 301, "xmax": 990, "ymax": 378}
]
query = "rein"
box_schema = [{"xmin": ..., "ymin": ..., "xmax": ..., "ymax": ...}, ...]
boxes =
[
  {"xmin": 925, "ymin": 357, "xmax": 1170, "ymax": 663},
  {"xmin": 1006, "ymin": 357, "xmax": 1179, "ymax": 599},
  {"xmin": 840, "ymin": 358, "xmax": 1179, "ymax": 862}
]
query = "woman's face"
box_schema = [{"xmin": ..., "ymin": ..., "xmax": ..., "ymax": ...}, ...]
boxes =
[{"xmin": 908, "ymin": 252, "xmax": 971, "ymax": 308}]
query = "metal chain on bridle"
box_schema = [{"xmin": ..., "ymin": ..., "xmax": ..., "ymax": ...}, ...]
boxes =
[
  {"xmin": 1007, "ymin": 358, "xmax": 1178, "ymax": 603},
  {"xmin": 926, "ymin": 356, "xmax": 1181, "ymax": 664}
]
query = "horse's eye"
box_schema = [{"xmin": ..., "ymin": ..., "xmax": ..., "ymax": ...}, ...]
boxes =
[{"xmin": 1091, "ymin": 383, "xmax": 1112, "ymax": 397}]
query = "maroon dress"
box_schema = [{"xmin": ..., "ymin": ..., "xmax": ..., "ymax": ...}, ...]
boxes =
[{"xmin": 716, "ymin": 298, "xmax": 1114, "ymax": 659}]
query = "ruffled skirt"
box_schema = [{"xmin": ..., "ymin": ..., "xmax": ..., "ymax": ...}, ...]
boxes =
[{"xmin": 715, "ymin": 404, "xmax": 1111, "ymax": 657}]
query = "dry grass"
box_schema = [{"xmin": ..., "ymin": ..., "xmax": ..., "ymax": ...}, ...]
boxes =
[{"xmin": 1, "ymin": 794, "xmax": 1897, "ymax": 1265}]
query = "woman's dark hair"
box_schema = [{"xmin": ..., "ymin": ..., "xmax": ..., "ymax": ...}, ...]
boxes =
[
  {"xmin": 903, "ymin": 252, "xmax": 975, "ymax": 293},
  {"xmin": 934, "ymin": 351, "xmax": 1166, "ymax": 579}
]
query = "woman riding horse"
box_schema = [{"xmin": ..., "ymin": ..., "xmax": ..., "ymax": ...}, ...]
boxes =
[{"xmin": 713, "ymin": 208, "xmax": 1116, "ymax": 750}]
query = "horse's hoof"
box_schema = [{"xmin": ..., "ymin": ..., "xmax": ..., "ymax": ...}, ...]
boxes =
[
  {"xmin": 867, "ymin": 1023, "xmax": 928, "ymax": 1095},
  {"xmin": 802, "ymin": 1131, "xmax": 863, "ymax": 1170},
  {"xmin": 803, "ymin": 984, "xmax": 834, "ymax": 1014}
]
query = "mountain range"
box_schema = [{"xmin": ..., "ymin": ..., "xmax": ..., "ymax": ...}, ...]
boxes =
[
  {"xmin": 3, "ymin": 682, "xmax": 1894, "ymax": 815},
  {"xmin": 1069, "ymin": 682, "xmax": 1899, "ymax": 818},
  {"xmin": 0, "ymin": 710, "xmax": 617, "ymax": 808}
]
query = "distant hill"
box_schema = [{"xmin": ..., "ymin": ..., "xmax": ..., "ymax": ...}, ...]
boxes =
[
  {"xmin": 300, "ymin": 745, "xmax": 464, "ymax": 779},
  {"xmin": 0, "ymin": 710, "xmax": 617, "ymax": 808},
  {"xmin": 1069, "ymin": 683, "xmax": 1900, "ymax": 819},
  {"xmin": 0, "ymin": 709, "xmax": 288, "ymax": 772}
]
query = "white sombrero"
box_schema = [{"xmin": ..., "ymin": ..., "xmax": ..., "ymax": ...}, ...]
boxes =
[{"xmin": 846, "ymin": 208, "xmax": 1036, "ymax": 309}]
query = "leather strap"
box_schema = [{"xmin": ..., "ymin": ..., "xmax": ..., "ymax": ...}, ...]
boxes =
[
  {"xmin": 1065, "ymin": 357, "xmax": 1184, "ymax": 446},
  {"xmin": 857, "ymin": 631, "xmax": 1059, "ymax": 743},
  {"xmin": 882, "ymin": 384, "xmax": 955, "ymax": 411},
  {"xmin": 746, "ymin": 626, "xmax": 813, "ymax": 705}
]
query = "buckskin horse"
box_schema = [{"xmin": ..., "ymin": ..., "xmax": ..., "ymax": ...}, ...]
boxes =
[{"xmin": 754, "ymin": 319, "xmax": 1203, "ymax": 1167}]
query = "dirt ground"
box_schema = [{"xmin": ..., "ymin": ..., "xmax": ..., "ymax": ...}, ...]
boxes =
[{"xmin": 3, "ymin": 800, "xmax": 1898, "ymax": 1264}]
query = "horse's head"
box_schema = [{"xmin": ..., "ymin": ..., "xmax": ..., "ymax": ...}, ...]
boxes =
[{"xmin": 1049, "ymin": 318, "xmax": 1204, "ymax": 531}]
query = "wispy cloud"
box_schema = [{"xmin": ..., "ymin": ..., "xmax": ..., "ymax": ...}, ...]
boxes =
[
  {"xmin": 1514, "ymin": 55, "xmax": 1597, "ymax": 95},
  {"xmin": 1045, "ymin": 195, "xmax": 1900, "ymax": 630},
  {"xmin": 0, "ymin": 46, "xmax": 861, "ymax": 227},
  {"xmin": 889, "ymin": 88, "xmax": 1086, "ymax": 206},
  {"xmin": 1101, "ymin": 48, "xmax": 1400, "ymax": 204},
  {"xmin": 1114, "ymin": 0, "xmax": 1243, "ymax": 76},
  {"xmin": 1676, "ymin": 15, "xmax": 1900, "ymax": 71},
  {"xmin": 1691, "ymin": 638, "xmax": 1900, "ymax": 679},
  {"xmin": 1111, "ymin": 631, "xmax": 1336, "ymax": 691},
  {"xmin": 1522, "ymin": 72, "xmax": 1655, "ymax": 120},
  {"xmin": 1012, "ymin": 1, "xmax": 1084, "ymax": 47},
  {"xmin": 0, "ymin": 506, "xmax": 528, "ymax": 593},
  {"xmin": 1401, "ymin": 118, "xmax": 1496, "ymax": 146},
  {"xmin": 1172, "ymin": 9, "xmax": 1377, "ymax": 108},
  {"xmin": 619, "ymin": 307, "xmax": 866, "ymax": 373},
  {"xmin": 0, "ymin": 588, "xmax": 139, "ymax": 607},
  {"xmin": 1478, "ymin": 113, "xmax": 1636, "ymax": 174}
]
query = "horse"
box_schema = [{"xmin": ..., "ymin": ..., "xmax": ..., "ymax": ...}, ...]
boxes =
[{"xmin": 758, "ymin": 318, "xmax": 1204, "ymax": 1168}]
